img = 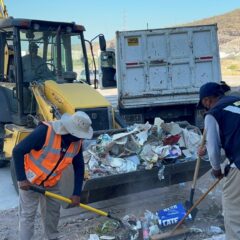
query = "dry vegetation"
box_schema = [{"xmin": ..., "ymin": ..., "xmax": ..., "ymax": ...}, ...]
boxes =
[
  {"xmin": 183, "ymin": 9, "xmax": 240, "ymax": 57},
  {"xmin": 182, "ymin": 9, "xmax": 240, "ymax": 77},
  {"xmin": 221, "ymin": 57, "xmax": 240, "ymax": 76}
]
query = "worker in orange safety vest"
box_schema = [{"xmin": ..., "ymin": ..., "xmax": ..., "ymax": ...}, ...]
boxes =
[{"xmin": 12, "ymin": 111, "xmax": 93, "ymax": 240}]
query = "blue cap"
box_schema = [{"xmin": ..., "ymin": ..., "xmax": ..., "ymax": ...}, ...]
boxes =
[{"xmin": 198, "ymin": 82, "xmax": 223, "ymax": 108}]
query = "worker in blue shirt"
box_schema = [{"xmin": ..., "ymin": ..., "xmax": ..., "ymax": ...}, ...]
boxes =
[{"xmin": 198, "ymin": 82, "xmax": 240, "ymax": 240}]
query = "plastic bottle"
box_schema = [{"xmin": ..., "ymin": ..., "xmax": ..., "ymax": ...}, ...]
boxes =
[{"xmin": 142, "ymin": 220, "xmax": 150, "ymax": 240}]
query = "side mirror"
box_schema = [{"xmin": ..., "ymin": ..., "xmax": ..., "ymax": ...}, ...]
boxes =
[{"xmin": 99, "ymin": 35, "xmax": 106, "ymax": 51}]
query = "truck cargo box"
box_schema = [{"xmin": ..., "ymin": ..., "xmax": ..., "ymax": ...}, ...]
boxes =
[{"xmin": 116, "ymin": 24, "xmax": 221, "ymax": 125}]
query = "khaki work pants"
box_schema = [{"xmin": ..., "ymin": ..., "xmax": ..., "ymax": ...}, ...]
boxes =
[
  {"xmin": 19, "ymin": 183, "xmax": 61, "ymax": 240},
  {"xmin": 223, "ymin": 168, "xmax": 240, "ymax": 240}
]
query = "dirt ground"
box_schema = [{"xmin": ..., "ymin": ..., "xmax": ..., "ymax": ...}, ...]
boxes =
[{"xmin": 0, "ymin": 170, "xmax": 225, "ymax": 240}]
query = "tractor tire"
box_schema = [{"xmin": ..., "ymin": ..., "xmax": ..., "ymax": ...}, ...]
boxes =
[
  {"xmin": 0, "ymin": 160, "xmax": 8, "ymax": 168},
  {"xmin": 0, "ymin": 123, "xmax": 6, "ymax": 168},
  {"xmin": 10, "ymin": 159, "xmax": 19, "ymax": 194}
]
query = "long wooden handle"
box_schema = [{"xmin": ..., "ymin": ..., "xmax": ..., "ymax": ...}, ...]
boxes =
[
  {"xmin": 45, "ymin": 191, "xmax": 109, "ymax": 217},
  {"xmin": 151, "ymin": 227, "xmax": 189, "ymax": 240},
  {"xmin": 172, "ymin": 178, "xmax": 222, "ymax": 234},
  {"xmin": 30, "ymin": 185, "xmax": 108, "ymax": 217},
  {"xmin": 191, "ymin": 130, "xmax": 206, "ymax": 189}
]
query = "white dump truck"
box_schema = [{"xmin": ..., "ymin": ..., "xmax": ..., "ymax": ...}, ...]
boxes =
[
  {"xmin": 115, "ymin": 24, "xmax": 221, "ymax": 127},
  {"xmin": 73, "ymin": 25, "xmax": 222, "ymax": 204}
]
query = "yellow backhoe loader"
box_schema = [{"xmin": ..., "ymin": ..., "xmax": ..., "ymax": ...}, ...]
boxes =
[
  {"xmin": 0, "ymin": 13, "xmax": 117, "ymax": 174},
  {"xmin": 0, "ymin": 0, "xmax": 8, "ymax": 19}
]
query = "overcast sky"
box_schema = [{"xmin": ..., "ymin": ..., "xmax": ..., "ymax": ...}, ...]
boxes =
[{"xmin": 6, "ymin": 0, "xmax": 240, "ymax": 40}]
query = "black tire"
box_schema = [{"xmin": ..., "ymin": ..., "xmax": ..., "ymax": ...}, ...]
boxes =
[
  {"xmin": 10, "ymin": 159, "xmax": 19, "ymax": 194},
  {"xmin": 0, "ymin": 123, "xmax": 6, "ymax": 168},
  {"xmin": 0, "ymin": 160, "xmax": 8, "ymax": 168}
]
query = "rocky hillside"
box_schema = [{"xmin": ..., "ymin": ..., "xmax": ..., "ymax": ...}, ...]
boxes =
[
  {"xmin": 94, "ymin": 9, "xmax": 240, "ymax": 75},
  {"xmin": 97, "ymin": 9, "xmax": 240, "ymax": 59},
  {"xmin": 184, "ymin": 9, "xmax": 240, "ymax": 58}
]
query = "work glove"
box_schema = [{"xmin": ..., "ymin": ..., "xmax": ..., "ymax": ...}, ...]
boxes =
[
  {"xmin": 211, "ymin": 169, "xmax": 224, "ymax": 180},
  {"xmin": 198, "ymin": 145, "xmax": 206, "ymax": 157},
  {"xmin": 18, "ymin": 180, "xmax": 32, "ymax": 191},
  {"xmin": 70, "ymin": 195, "xmax": 80, "ymax": 207}
]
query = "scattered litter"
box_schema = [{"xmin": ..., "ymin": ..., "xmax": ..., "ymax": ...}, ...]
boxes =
[
  {"xmin": 88, "ymin": 155, "xmax": 99, "ymax": 170},
  {"xmin": 202, "ymin": 234, "xmax": 225, "ymax": 240},
  {"xmin": 182, "ymin": 128, "xmax": 202, "ymax": 156},
  {"xmin": 157, "ymin": 203, "xmax": 192, "ymax": 227},
  {"xmin": 84, "ymin": 119, "xmax": 202, "ymax": 179},
  {"xmin": 99, "ymin": 236, "xmax": 115, "ymax": 240},
  {"xmin": 93, "ymin": 217, "xmax": 139, "ymax": 240},
  {"xmin": 88, "ymin": 234, "xmax": 100, "ymax": 240},
  {"xmin": 100, "ymin": 220, "xmax": 120, "ymax": 234},
  {"xmin": 190, "ymin": 227, "xmax": 203, "ymax": 233},
  {"xmin": 142, "ymin": 219, "xmax": 149, "ymax": 239},
  {"xmin": 157, "ymin": 165, "xmax": 165, "ymax": 180},
  {"xmin": 88, "ymin": 234, "xmax": 116, "ymax": 240},
  {"xmin": 152, "ymin": 145, "xmax": 182, "ymax": 159},
  {"xmin": 89, "ymin": 209, "xmax": 221, "ymax": 240},
  {"xmin": 163, "ymin": 134, "xmax": 181, "ymax": 145},
  {"xmin": 125, "ymin": 155, "xmax": 140, "ymax": 166},
  {"xmin": 182, "ymin": 149, "xmax": 192, "ymax": 158},
  {"xmin": 141, "ymin": 210, "xmax": 161, "ymax": 238},
  {"xmin": 149, "ymin": 224, "xmax": 160, "ymax": 236},
  {"xmin": 107, "ymin": 156, "xmax": 138, "ymax": 173},
  {"xmin": 122, "ymin": 214, "xmax": 141, "ymax": 231},
  {"xmin": 206, "ymin": 226, "xmax": 224, "ymax": 235}
]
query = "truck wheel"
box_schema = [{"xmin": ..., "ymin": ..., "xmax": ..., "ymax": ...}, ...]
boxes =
[{"xmin": 10, "ymin": 159, "xmax": 19, "ymax": 194}]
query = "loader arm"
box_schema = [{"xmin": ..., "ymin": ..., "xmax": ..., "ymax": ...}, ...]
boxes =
[
  {"xmin": 0, "ymin": 0, "xmax": 8, "ymax": 19},
  {"xmin": 30, "ymin": 82, "xmax": 61, "ymax": 122},
  {"xmin": 0, "ymin": 0, "xmax": 10, "ymax": 79}
]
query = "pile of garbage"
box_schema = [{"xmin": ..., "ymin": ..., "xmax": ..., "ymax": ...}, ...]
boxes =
[{"xmin": 83, "ymin": 118, "xmax": 202, "ymax": 179}]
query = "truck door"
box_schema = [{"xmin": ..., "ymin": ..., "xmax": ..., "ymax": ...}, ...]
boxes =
[{"xmin": 99, "ymin": 50, "xmax": 116, "ymax": 88}]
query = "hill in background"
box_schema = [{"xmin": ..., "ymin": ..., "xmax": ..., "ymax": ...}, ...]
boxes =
[
  {"xmin": 183, "ymin": 9, "xmax": 240, "ymax": 75},
  {"xmin": 184, "ymin": 9, "xmax": 240, "ymax": 58},
  {"xmin": 93, "ymin": 9, "xmax": 240, "ymax": 75}
]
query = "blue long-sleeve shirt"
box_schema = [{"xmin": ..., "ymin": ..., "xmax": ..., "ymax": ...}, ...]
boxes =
[
  {"xmin": 204, "ymin": 114, "xmax": 222, "ymax": 171},
  {"xmin": 12, "ymin": 123, "xmax": 84, "ymax": 196}
]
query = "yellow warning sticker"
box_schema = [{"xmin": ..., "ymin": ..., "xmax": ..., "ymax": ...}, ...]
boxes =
[{"xmin": 127, "ymin": 37, "xmax": 139, "ymax": 46}]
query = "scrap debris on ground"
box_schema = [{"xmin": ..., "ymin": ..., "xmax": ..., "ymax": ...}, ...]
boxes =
[
  {"xmin": 0, "ymin": 180, "xmax": 225, "ymax": 240},
  {"xmin": 83, "ymin": 118, "xmax": 203, "ymax": 180},
  {"xmin": 86, "ymin": 206, "xmax": 224, "ymax": 240},
  {"xmin": 0, "ymin": 119, "xmax": 226, "ymax": 240}
]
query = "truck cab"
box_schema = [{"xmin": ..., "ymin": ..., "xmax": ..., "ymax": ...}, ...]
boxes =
[{"xmin": 98, "ymin": 48, "xmax": 117, "ymax": 89}]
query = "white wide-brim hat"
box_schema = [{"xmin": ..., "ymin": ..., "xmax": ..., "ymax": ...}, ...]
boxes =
[{"xmin": 54, "ymin": 111, "xmax": 93, "ymax": 139}]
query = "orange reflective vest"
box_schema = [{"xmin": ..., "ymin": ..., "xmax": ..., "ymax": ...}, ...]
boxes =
[{"xmin": 24, "ymin": 122, "xmax": 82, "ymax": 187}]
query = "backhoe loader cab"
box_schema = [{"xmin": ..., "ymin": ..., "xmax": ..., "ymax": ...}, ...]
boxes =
[{"xmin": 0, "ymin": 18, "xmax": 113, "ymax": 167}]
